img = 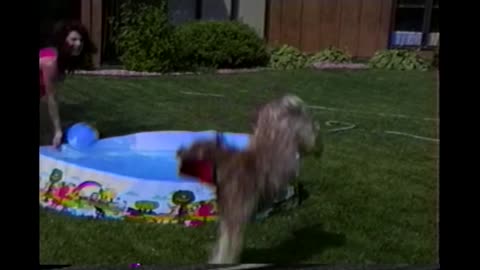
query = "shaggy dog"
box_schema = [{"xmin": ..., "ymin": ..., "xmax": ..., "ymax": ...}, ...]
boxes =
[{"xmin": 177, "ymin": 95, "xmax": 319, "ymax": 264}]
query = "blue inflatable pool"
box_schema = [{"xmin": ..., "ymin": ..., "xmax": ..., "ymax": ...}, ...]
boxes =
[{"xmin": 39, "ymin": 130, "xmax": 253, "ymax": 225}]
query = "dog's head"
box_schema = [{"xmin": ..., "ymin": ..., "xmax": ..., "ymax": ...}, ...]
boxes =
[
  {"xmin": 254, "ymin": 94, "xmax": 319, "ymax": 153},
  {"xmin": 251, "ymin": 94, "xmax": 307, "ymax": 130},
  {"xmin": 288, "ymin": 109, "xmax": 319, "ymax": 153}
]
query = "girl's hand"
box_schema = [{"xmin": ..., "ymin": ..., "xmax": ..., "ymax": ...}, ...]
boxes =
[{"xmin": 52, "ymin": 130, "xmax": 63, "ymax": 148}]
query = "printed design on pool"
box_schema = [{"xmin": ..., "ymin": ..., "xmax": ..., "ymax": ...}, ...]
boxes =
[
  {"xmin": 39, "ymin": 168, "xmax": 217, "ymax": 225},
  {"xmin": 39, "ymin": 129, "xmax": 298, "ymax": 227}
]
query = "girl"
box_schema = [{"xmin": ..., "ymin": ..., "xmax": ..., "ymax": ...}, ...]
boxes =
[{"xmin": 40, "ymin": 21, "xmax": 96, "ymax": 147}]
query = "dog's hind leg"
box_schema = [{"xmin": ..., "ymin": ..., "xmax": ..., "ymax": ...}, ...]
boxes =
[
  {"xmin": 209, "ymin": 220, "xmax": 231, "ymax": 264},
  {"xmin": 210, "ymin": 204, "xmax": 253, "ymax": 264},
  {"xmin": 226, "ymin": 222, "xmax": 245, "ymax": 264},
  {"xmin": 210, "ymin": 221, "xmax": 245, "ymax": 264},
  {"xmin": 225, "ymin": 198, "xmax": 256, "ymax": 264}
]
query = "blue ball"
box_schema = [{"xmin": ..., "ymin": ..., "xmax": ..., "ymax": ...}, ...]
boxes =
[{"xmin": 66, "ymin": 122, "xmax": 99, "ymax": 149}]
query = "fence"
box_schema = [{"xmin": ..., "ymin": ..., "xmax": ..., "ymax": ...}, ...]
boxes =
[{"xmin": 265, "ymin": 0, "xmax": 394, "ymax": 58}]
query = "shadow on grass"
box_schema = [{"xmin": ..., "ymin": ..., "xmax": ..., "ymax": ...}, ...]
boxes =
[
  {"xmin": 297, "ymin": 182, "xmax": 311, "ymax": 202},
  {"xmin": 241, "ymin": 224, "xmax": 346, "ymax": 263}
]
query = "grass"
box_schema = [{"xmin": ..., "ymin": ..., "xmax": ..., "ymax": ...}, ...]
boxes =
[{"xmin": 40, "ymin": 69, "xmax": 438, "ymax": 265}]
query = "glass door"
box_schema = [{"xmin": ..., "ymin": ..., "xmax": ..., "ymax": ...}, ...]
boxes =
[{"xmin": 390, "ymin": 0, "xmax": 439, "ymax": 49}]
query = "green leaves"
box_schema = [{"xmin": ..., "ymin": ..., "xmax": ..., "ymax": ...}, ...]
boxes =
[
  {"xmin": 369, "ymin": 50, "xmax": 431, "ymax": 71},
  {"xmin": 111, "ymin": 0, "xmax": 177, "ymax": 72},
  {"xmin": 269, "ymin": 45, "xmax": 308, "ymax": 70},
  {"xmin": 308, "ymin": 47, "xmax": 352, "ymax": 64},
  {"xmin": 174, "ymin": 21, "xmax": 269, "ymax": 70},
  {"xmin": 269, "ymin": 46, "xmax": 354, "ymax": 70}
]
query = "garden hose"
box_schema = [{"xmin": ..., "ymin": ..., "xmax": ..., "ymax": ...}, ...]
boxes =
[
  {"xmin": 325, "ymin": 120, "xmax": 357, "ymax": 133},
  {"xmin": 323, "ymin": 120, "xmax": 439, "ymax": 143}
]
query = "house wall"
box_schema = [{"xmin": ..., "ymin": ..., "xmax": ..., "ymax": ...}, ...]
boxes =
[
  {"xmin": 169, "ymin": 0, "xmax": 265, "ymax": 38},
  {"xmin": 201, "ymin": 0, "xmax": 232, "ymax": 21},
  {"xmin": 168, "ymin": 0, "xmax": 197, "ymax": 25},
  {"xmin": 81, "ymin": 0, "xmax": 269, "ymax": 66},
  {"xmin": 87, "ymin": 0, "xmax": 395, "ymax": 65},
  {"xmin": 237, "ymin": 0, "xmax": 266, "ymax": 38}
]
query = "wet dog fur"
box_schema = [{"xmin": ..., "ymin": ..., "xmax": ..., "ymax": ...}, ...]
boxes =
[{"xmin": 176, "ymin": 95, "xmax": 319, "ymax": 264}]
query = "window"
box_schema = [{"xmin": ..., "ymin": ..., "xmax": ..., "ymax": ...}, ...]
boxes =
[
  {"xmin": 390, "ymin": 0, "xmax": 439, "ymax": 49},
  {"xmin": 428, "ymin": 0, "xmax": 439, "ymax": 47}
]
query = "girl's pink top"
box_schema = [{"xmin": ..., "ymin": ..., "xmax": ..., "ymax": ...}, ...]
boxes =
[{"xmin": 39, "ymin": 48, "xmax": 58, "ymax": 98}]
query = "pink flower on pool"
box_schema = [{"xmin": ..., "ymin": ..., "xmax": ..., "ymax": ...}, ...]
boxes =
[{"xmin": 184, "ymin": 220, "xmax": 203, "ymax": 228}]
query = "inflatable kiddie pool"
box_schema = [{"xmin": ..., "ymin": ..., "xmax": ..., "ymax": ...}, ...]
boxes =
[{"xmin": 39, "ymin": 125, "xmax": 298, "ymax": 226}]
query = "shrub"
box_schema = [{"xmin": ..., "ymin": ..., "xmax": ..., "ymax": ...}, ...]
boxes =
[
  {"xmin": 174, "ymin": 21, "xmax": 269, "ymax": 70},
  {"xmin": 368, "ymin": 49, "xmax": 431, "ymax": 71},
  {"xmin": 308, "ymin": 47, "xmax": 352, "ymax": 64},
  {"xmin": 111, "ymin": 0, "xmax": 177, "ymax": 72},
  {"xmin": 269, "ymin": 45, "xmax": 308, "ymax": 70}
]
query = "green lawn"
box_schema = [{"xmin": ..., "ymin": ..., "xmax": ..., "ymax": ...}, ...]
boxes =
[{"xmin": 40, "ymin": 69, "xmax": 438, "ymax": 265}]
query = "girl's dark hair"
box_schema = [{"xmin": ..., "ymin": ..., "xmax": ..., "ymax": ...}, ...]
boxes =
[{"xmin": 49, "ymin": 20, "xmax": 98, "ymax": 74}]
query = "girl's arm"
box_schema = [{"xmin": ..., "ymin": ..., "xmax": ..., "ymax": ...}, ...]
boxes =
[{"xmin": 40, "ymin": 58, "xmax": 63, "ymax": 146}]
